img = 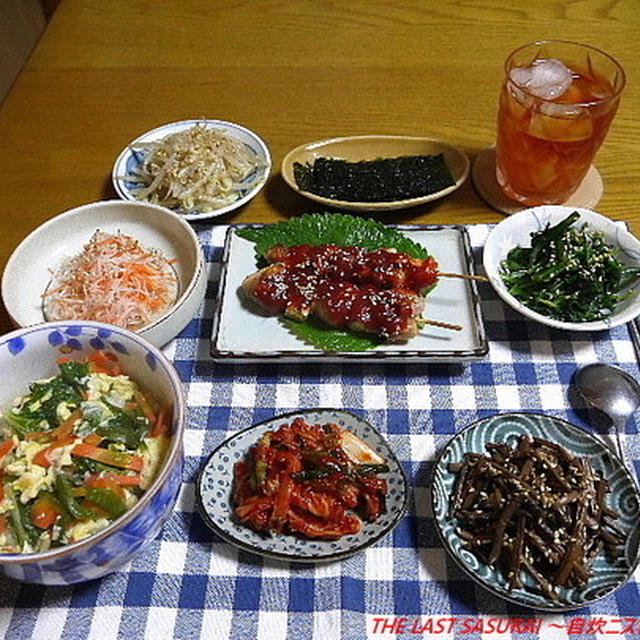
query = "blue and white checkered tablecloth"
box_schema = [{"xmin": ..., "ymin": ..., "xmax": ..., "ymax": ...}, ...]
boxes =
[{"xmin": 1, "ymin": 224, "xmax": 639, "ymax": 640}]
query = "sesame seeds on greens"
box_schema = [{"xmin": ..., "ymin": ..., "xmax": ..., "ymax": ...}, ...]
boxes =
[{"xmin": 500, "ymin": 211, "xmax": 640, "ymax": 323}]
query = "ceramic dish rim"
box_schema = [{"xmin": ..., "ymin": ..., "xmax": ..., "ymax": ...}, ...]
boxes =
[
  {"xmin": 482, "ymin": 205, "xmax": 640, "ymax": 331},
  {"xmin": 281, "ymin": 134, "xmax": 470, "ymax": 211},
  {"xmin": 196, "ymin": 407, "xmax": 410, "ymax": 563},
  {"xmin": 0, "ymin": 320, "xmax": 186, "ymax": 565},
  {"xmin": 0, "ymin": 199, "xmax": 205, "ymax": 337},
  {"xmin": 111, "ymin": 118, "xmax": 272, "ymax": 221},
  {"xmin": 430, "ymin": 410, "xmax": 640, "ymax": 611}
]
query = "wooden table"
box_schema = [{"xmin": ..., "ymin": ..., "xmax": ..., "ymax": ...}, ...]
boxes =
[{"xmin": 0, "ymin": 0, "xmax": 638, "ymax": 334}]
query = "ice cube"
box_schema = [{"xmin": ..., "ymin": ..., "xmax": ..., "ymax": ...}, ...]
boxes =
[
  {"xmin": 529, "ymin": 110, "xmax": 593, "ymax": 141},
  {"xmin": 540, "ymin": 101, "xmax": 584, "ymax": 118},
  {"xmin": 509, "ymin": 67, "xmax": 533, "ymax": 88},
  {"xmin": 509, "ymin": 58, "xmax": 573, "ymax": 100}
]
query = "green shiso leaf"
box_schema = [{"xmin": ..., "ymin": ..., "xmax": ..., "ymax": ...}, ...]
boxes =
[
  {"xmin": 236, "ymin": 212, "xmax": 431, "ymax": 351},
  {"xmin": 236, "ymin": 212, "xmax": 430, "ymax": 263},
  {"xmin": 284, "ymin": 317, "xmax": 381, "ymax": 351}
]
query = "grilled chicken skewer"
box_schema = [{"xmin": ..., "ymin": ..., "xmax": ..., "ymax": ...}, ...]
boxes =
[
  {"xmin": 265, "ymin": 244, "xmax": 487, "ymax": 290},
  {"xmin": 265, "ymin": 244, "xmax": 439, "ymax": 293},
  {"xmin": 242, "ymin": 263, "xmax": 427, "ymax": 341}
]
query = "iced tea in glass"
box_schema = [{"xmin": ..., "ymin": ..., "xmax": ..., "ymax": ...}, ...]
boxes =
[{"xmin": 495, "ymin": 40, "xmax": 625, "ymax": 205}]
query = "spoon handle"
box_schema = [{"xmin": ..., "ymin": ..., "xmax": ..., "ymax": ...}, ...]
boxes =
[{"xmin": 611, "ymin": 419, "xmax": 633, "ymax": 474}]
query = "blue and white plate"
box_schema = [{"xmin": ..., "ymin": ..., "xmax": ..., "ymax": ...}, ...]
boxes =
[
  {"xmin": 112, "ymin": 119, "xmax": 271, "ymax": 221},
  {"xmin": 431, "ymin": 412, "xmax": 640, "ymax": 610},
  {"xmin": 196, "ymin": 409, "xmax": 409, "ymax": 562}
]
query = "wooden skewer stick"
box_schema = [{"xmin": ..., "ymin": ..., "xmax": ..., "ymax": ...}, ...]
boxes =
[
  {"xmin": 438, "ymin": 271, "xmax": 489, "ymax": 282},
  {"xmin": 416, "ymin": 318, "xmax": 463, "ymax": 331}
]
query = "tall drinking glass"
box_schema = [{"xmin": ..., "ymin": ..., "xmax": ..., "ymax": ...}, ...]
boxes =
[{"xmin": 495, "ymin": 40, "xmax": 625, "ymax": 206}]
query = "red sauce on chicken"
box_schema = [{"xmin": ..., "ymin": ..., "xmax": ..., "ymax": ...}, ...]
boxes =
[
  {"xmin": 266, "ymin": 244, "xmax": 439, "ymax": 292},
  {"xmin": 251, "ymin": 263, "xmax": 318, "ymax": 316},
  {"xmin": 243, "ymin": 244, "xmax": 438, "ymax": 340},
  {"xmin": 313, "ymin": 280, "xmax": 420, "ymax": 339}
]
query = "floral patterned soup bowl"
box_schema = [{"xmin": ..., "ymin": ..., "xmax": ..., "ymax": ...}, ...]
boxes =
[{"xmin": 0, "ymin": 321, "xmax": 185, "ymax": 585}]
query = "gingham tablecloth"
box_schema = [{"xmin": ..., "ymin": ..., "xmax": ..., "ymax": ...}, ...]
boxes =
[{"xmin": 1, "ymin": 224, "xmax": 639, "ymax": 640}]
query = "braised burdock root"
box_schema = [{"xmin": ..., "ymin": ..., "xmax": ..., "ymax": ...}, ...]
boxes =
[{"xmin": 448, "ymin": 435, "xmax": 626, "ymax": 601}]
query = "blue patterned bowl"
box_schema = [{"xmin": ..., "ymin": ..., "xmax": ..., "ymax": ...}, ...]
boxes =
[
  {"xmin": 0, "ymin": 321, "xmax": 185, "ymax": 584},
  {"xmin": 431, "ymin": 412, "xmax": 640, "ymax": 610}
]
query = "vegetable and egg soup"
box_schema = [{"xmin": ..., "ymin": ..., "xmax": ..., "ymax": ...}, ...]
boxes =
[{"xmin": 0, "ymin": 352, "xmax": 171, "ymax": 553}]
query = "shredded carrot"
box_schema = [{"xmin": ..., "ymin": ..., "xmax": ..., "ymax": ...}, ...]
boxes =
[
  {"xmin": 84, "ymin": 433, "xmax": 104, "ymax": 446},
  {"xmin": 88, "ymin": 350, "xmax": 122, "ymax": 376},
  {"xmin": 0, "ymin": 439, "xmax": 15, "ymax": 463},
  {"xmin": 43, "ymin": 231, "xmax": 178, "ymax": 331},
  {"xmin": 83, "ymin": 500, "xmax": 111, "ymax": 519},
  {"xmin": 134, "ymin": 390, "xmax": 157, "ymax": 423},
  {"xmin": 76, "ymin": 473, "xmax": 141, "ymax": 495},
  {"xmin": 71, "ymin": 443, "xmax": 144, "ymax": 472},
  {"xmin": 33, "ymin": 435, "xmax": 78, "ymax": 468},
  {"xmin": 103, "ymin": 473, "xmax": 142, "ymax": 487},
  {"xmin": 150, "ymin": 404, "xmax": 172, "ymax": 437},
  {"xmin": 26, "ymin": 410, "xmax": 82, "ymax": 442},
  {"xmin": 85, "ymin": 474, "xmax": 126, "ymax": 498}
]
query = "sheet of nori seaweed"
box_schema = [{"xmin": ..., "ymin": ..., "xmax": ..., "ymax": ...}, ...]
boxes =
[{"xmin": 293, "ymin": 154, "xmax": 455, "ymax": 202}]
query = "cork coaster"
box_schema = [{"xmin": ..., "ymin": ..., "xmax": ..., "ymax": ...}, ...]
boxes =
[{"xmin": 472, "ymin": 148, "xmax": 604, "ymax": 215}]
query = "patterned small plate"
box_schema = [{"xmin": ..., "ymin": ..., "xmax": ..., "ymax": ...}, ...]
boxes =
[
  {"xmin": 196, "ymin": 409, "xmax": 409, "ymax": 562},
  {"xmin": 431, "ymin": 412, "xmax": 640, "ymax": 611},
  {"xmin": 112, "ymin": 119, "xmax": 271, "ymax": 221}
]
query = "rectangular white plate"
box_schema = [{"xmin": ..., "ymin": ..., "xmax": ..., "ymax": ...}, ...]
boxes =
[{"xmin": 210, "ymin": 225, "xmax": 488, "ymax": 363}]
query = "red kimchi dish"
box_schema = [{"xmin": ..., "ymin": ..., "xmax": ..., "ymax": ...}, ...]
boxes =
[{"xmin": 233, "ymin": 417, "xmax": 389, "ymax": 539}]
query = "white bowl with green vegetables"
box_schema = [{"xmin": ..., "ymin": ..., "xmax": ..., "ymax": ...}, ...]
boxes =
[{"xmin": 483, "ymin": 206, "xmax": 640, "ymax": 331}]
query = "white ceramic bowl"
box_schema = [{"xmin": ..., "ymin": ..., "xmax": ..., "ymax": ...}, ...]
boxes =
[
  {"xmin": 0, "ymin": 321, "xmax": 185, "ymax": 584},
  {"xmin": 483, "ymin": 205, "xmax": 640, "ymax": 331},
  {"xmin": 2, "ymin": 200, "xmax": 207, "ymax": 347},
  {"xmin": 112, "ymin": 119, "xmax": 272, "ymax": 221}
]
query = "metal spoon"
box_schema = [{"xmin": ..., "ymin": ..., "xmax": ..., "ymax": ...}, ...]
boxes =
[{"xmin": 574, "ymin": 362, "xmax": 640, "ymax": 469}]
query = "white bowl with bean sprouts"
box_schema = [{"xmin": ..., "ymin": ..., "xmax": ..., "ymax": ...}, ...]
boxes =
[{"xmin": 112, "ymin": 119, "xmax": 271, "ymax": 221}]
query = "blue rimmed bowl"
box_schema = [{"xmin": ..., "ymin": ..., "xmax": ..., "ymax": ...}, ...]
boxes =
[
  {"xmin": 431, "ymin": 412, "xmax": 640, "ymax": 610},
  {"xmin": 0, "ymin": 321, "xmax": 186, "ymax": 585},
  {"xmin": 112, "ymin": 119, "xmax": 272, "ymax": 221}
]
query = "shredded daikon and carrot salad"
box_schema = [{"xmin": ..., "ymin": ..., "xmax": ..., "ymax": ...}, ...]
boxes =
[{"xmin": 43, "ymin": 231, "xmax": 178, "ymax": 331}]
